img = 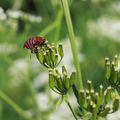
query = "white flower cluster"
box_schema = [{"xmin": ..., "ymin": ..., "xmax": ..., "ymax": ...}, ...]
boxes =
[
  {"xmin": 0, "ymin": 6, "xmax": 42, "ymax": 23},
  {"xmin": 0, "ymin": 7, "xmax": 7, "ymax": 20},
  {"xmin": 87, "ymin": 17, "xmax": 120, "ymax": 42}
]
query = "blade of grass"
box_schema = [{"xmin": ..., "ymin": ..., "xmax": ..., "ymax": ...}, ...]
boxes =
[{"xmin": 61, "ymin": 0, "xmax": 83, "ymax": 89}]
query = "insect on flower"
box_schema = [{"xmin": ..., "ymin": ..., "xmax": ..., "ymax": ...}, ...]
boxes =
[{"xmin": 23, "ymin": 36, "xmax": 46, "ymax": 53}]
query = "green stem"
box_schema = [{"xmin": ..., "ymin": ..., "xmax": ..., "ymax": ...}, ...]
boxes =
[
  {"xmin": 66, "ymin": 100, "xmax": 78, "ymax": 120},
  {"xmin": 54, "ymin": 8, "xmax": 63, "ymax": 42},
  {"xmin": 0, "ymin": 90, "xmax": 31, "ymax": 120},
  {"xmin": 39, "ymin": 21, "xmax": 58, "ymax": 37},
  {"xmin": 61, "ymin": 0, "xmax": 83, "ymax": 89}
]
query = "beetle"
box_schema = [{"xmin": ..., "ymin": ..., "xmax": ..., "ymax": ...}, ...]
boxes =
[{"xmin": 23, "ymin": 36, "xmax": 45, "ymax": 50}]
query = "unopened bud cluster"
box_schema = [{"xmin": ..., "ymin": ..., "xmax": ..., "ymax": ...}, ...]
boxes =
[
  {"xmin": 36, "ymin": 42, "xmax": 64, "ymax": 68},
  {"xmin": 49, "ymin": 65, "xmax": 76, "ymax": 95},
  {"xmin": 105, "ymin": 55, "xmax": 120, "ymax": 87},
  {"xmin": 76, "ymin": 80, "xmax": 119, "ymax": 120}
]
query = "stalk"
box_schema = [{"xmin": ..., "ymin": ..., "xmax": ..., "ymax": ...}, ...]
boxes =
[
  {"xmin": 66, "ymin": 100, "xmax": 78, "ymax": 120},
  {"xmin": 61, "ymin": 0, "xmax": 83, "ymax": 89}
]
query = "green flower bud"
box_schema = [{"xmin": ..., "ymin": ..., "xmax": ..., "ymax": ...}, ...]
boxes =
[
  {"xmin": 113, "ymin": 69, "xmax": 118, "ymax": 84},
  {"xmin": 105, "ymin": 62, "xmax": 111, "ymax": 80},
  {"xmin": 92, "ymin": 104, "xmax": 97, "ymax": 120},
  {"xmin": 104, "ymin": 86, "xmax": 111, "ymax": 104},
  {"xmin": 44, "ymin": 52, "xmax": 51, "ymax": 66},
  {"xmin": 86, "ymin": 89, "xmax": 90, "ymax": 96},
  {"xmin": 49, "ymin": 73, "xmax": 55, "ymax": 89},
  {"xmin": 114, "ymin": 55, "xmax": 118, "ymax": 67},
  {"xmin": 58, "ymin": 44, "xmax": 64, "ymax": 58},
  {"xmin": 51, "ymin": 49, "xmax": 56, "ymax": 62},
  {"xmin": 54, "ymin": 54, "xmax": 58, "ymax": 66},
  {"xmin": 36, "ymin": 48, "xmax": 44, "ymax": 64},
  {"xmin": 112, "ymin": 98, "xmax": 119, "ymax": 112},
  {"xmin": 70, "ymin": 72, "xmax": 76, "ymax": 86},
  {"xmin": 78, "ymin": 90, "xmax": 85, "ymax": 107},
  {"xmin": 95, "ymin": 92, "xmax": 100, "ymax": 108},
  {"xmin": 87, "ymin": 80, "xmax": 93, "ymax": 91},
  {"xmin": 56, "ymin": 75, "xmax": 63, "ymax": 91},
  {"xmin": 105, "ymin": 57, "xmax": 109, "ymax": 64},
  {"xmin": 99, "ymin": 85, "xmax": 104, "ymax": 105},
  {"xmin": 64, "ymin": 76, "xmax": 70, "ymax": 90},
  {"xmin": 99, "ymin": 106, "xmax": 110, "ymax": 117},
  {"xmin": 62, "ymin": 65, "xmax": 67, "ymax": 74}
]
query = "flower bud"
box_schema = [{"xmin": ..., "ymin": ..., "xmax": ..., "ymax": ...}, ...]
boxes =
[
  {"xmin": 62, "ymin": 65, "xmax": 67, "ymax": 74},
  {"xmin": 105, "ymin": 62, "xmax": 111, "ymax": 80},
  {"xmin": 112, "ymin": 98, "xmax": 119, "ymax": 112},
  {"xmin": 99, "ymin": 106, "xmax": 110, "ymax": 117},
  {"xmin": 36, "ymin": 48, "xmax": 44, "ymax": 64},
  {"xmin": 58, "ymin": 44, "xmax": 64, "ymax": 58},
  {"xmin": 49, "ymin": 73, "xmax": 55, "ymax": 89},
  {"xmin": 54, "ymin": 54, "xmax": 58, "ymax": 66},
  {"xmin": 104, "ymin": 86, "xmax": 111, "ymax": 104},
  {"xmin": 99, "ymin": 85, "xmax": 104, "ymax": 105},
  {"xmin": 87, "ymin": 80, "xmax": 93, "ymax": 91},
  {"xmin": 78, "ymin": 90, "xmax": 85, "ymax": 107},
  {"xmin": 70, "ymin": 72, "xmax": 76, "ymax": 86},
  {"xmin": 114, "ymin": 55, "xmax": 118, "ymax": 67}
]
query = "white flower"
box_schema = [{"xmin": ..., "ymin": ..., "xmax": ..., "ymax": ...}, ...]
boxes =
[
  {"xmin": 7, "ymin": 10, "xmax": 23, "ymax": 19},
  {"xmin": 0, "ymin": 43, "xmax": 17, "ymax": 55},
  {"xmin": 87, "ymin": 17, "xmax": 120, "ymax": 41}
]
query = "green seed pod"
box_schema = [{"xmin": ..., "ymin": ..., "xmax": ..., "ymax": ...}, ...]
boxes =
[
  {"xmin": 104, "ymin": 86, "xmax": 112, "ymax": 104},
  {"xmin": 92, "ymin": 104, "xmax": 97, "ymax": 120},
  {"xmin": 99, "ymin": 85, "xmax": 104, "ymax": 105},
  {"xmin": 112, "ymin": 98, "xmax": 119, "ymax": 112},
  {"xmin": 99, "ymin": 106, "xmax": 110, "ymax": 117},
  {"xmin": 70, "ymin": 72, "xmax": 76, "ymax": 86},
  {"xmin": 87, "ymin": 80, "xmax": 93, "ymax": 92},
  {"xmin": 36, "ymin": 48, "xmax": 44, "ymax": 64},
  {"xmin": 78, "ymin": 90, "xmax": 85, "ymax": 107},
  {"xmin": 86, "ymin": 96, "xmax": 92, "ymax": 110},
  {"xmin": 86, "ymin": 89, "xmax": 90, "ymax": 96},
  {"xmin": 56, "ymin": 75, "xmax": 63, "ymax": 91},
  {"xmin": 105, "ymin": 57, "xmax": 110, "ymax": 64},
  {"xmin": 51, "ymin": 49, "xmax": 56, "ymax": 62},
  {"xmin": 114, "ymin": 55, "xmax": 118, "ymax": 67},
  {"xmin": 58, "ymin": 44, "xmax": 64, "ymax": 58},
  {"xmin": 44, "ymin": 52, "xmax": 51, "ymax": 66},
  {"xmin": 95, "ymin": 92, "xmax": 100, "ymax": 108},
  {"xmin": 113, "ymin": 69, "xmax": 118, "ymax": 84},
  {"xmin": 90, "ymin": 89, "xmax": 95, "ymax": 101},
  {"xmin": 52, "ymin": 46, "xmax": 57, "ymax": 53},
  {"xmin": 105, "ymin": 62, "xmax": 111, "ymax": 80},
  {"xmin": 62, "ymin": 65, "xmax": 67, "ymax": 74},
  {"xmin": 49, "ymin": 73, "xmax": 55, "ymax": 89},
  {"xmin": 64, "ymin": 76, "xmax": 70, "ymax": 90},
  {"xmin": 54, "ymin": 54, "xmax": 58, "ymax": 66}
]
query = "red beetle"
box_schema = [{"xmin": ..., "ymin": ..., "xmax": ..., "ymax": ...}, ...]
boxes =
[{"xmin": 23, "ymin": 36, "xmax": 45, "ymax": 49}]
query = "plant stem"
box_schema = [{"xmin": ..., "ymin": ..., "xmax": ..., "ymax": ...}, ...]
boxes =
[
  {"xmin": 0, "ymin": 90, "xmax": 31, "ymax": 120},
  {"xmin": 61, "ymin": 0, "xmax": 83, "ymax": 89},
  {"xmin": 66, "ymin": 100, "xmax": 78, "ymax": 120},
  {"xmin": 54, "ymin": 7, "xmax": 63, "ymax": 42}
]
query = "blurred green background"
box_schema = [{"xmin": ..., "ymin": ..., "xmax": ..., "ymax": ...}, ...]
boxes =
[{"xmin": 0, "ymin": 0, "xmax": 120, "ymax": 120}]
